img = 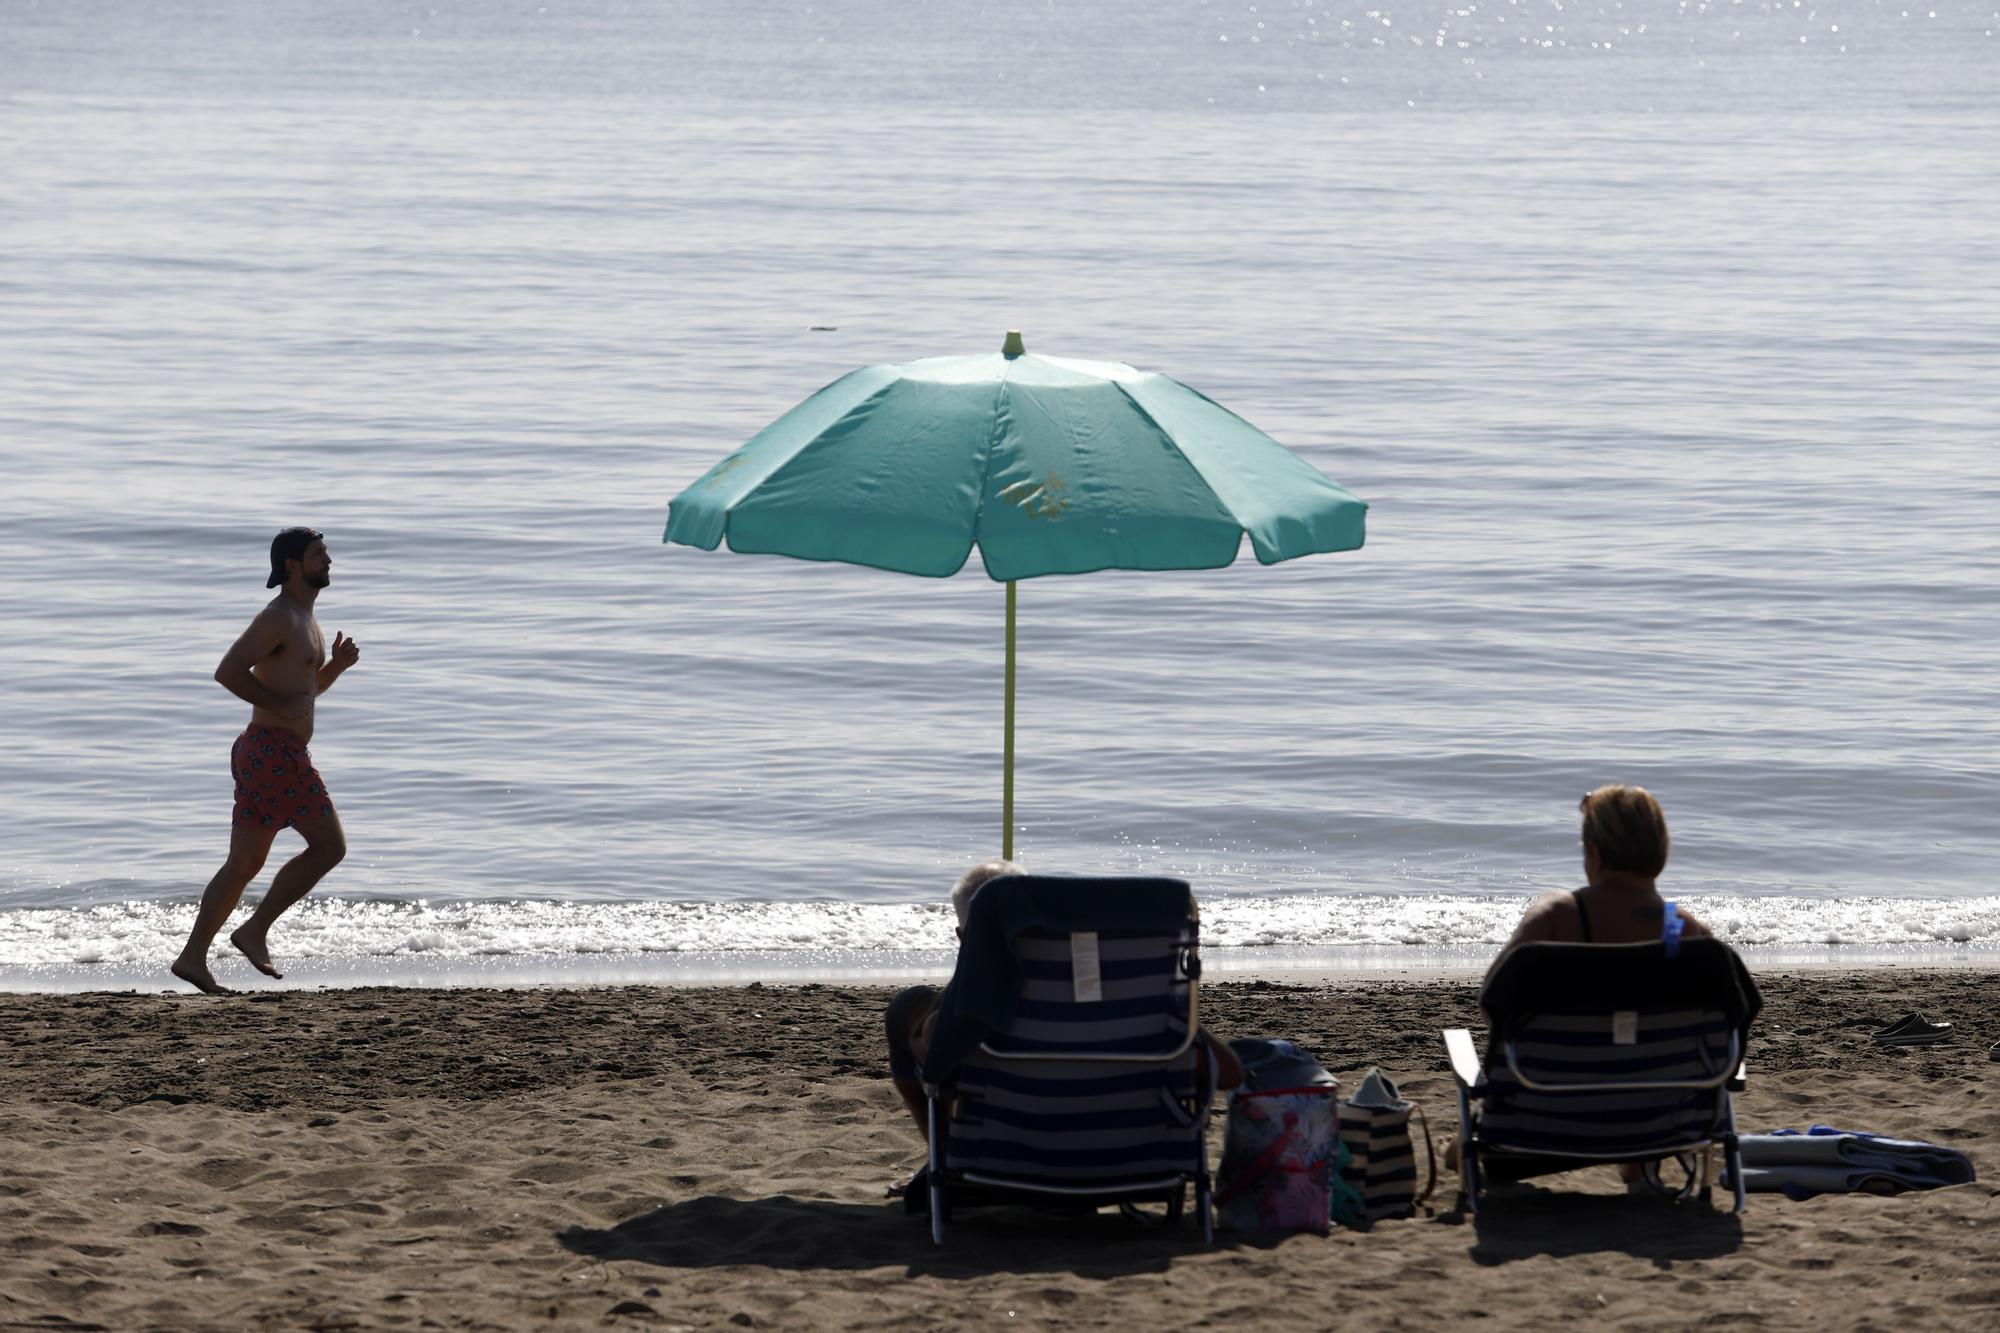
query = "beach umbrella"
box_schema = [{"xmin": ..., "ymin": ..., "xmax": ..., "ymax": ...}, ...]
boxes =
[{"xmin": 665, "ymin": 331, "xmax": 1367, "ymax": 858}]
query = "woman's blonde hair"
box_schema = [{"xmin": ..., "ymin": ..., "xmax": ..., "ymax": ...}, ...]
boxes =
[{"xmin": 1579, "ymin": 785, "xmax": 1670, "ymax": 879}]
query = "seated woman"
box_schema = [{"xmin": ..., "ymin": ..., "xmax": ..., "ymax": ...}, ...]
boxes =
[
  {"xmin": 1488, "ymin": 783, "xmax": 1710, "ymax": 973},
  {"xmin": 1469, "ymin": 783, "xmax": 1714, "ymax": 1187}
]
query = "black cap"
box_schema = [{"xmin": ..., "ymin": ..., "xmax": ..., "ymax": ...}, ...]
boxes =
[{"xmin": 267, "ymin": 527, "xmax": 323, "ymax": 588}]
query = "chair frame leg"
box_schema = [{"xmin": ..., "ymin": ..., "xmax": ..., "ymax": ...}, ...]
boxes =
[
  {"xmin": 927, "ymin": 1094, "xmax": 945, "ymax": 1245},
  {"xmin": 1721, "ymin": 1091, "xmax": 1746, "ymax": 1215},
  {"xmin": 1456, "ymin": 1084, "xmax": 1480, "ymax": 1216}
]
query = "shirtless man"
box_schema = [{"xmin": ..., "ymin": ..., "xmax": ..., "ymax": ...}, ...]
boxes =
[{"xmin": 171, "ymin": 528, "xmax": 361, "ymax": 995}]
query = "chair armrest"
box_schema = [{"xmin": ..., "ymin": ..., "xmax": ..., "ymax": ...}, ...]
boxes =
[{"xmin": 1443, "ymin": 1028, "xmax": 1484, "ymax": 1089}]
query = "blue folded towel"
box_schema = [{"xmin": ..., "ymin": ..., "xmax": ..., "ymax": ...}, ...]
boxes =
[{"xmin": 1738, "ymin": 1125, "xmax": 1976, "ymax": 1200}]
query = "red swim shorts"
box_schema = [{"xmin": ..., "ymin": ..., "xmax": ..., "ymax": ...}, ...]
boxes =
[{"xmin": 231, "ymin": 726, "xmax": 335, "ymax": 830}]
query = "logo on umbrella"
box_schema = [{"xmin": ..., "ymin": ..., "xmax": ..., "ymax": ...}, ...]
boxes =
[{"xmin": 999, "ymin": 473, "xmax": 1070, "ymax": 522}]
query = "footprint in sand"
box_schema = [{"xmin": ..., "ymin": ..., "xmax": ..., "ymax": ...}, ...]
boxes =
[{"xmin": 184, "ymin": 1157, "xmax": 268, "ymax": 1188}]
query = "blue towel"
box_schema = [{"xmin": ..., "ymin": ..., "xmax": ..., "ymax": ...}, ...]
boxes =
[{"xmin": 1739, "ymin": 1125, "xmax": 1976, "ymax": 1200}]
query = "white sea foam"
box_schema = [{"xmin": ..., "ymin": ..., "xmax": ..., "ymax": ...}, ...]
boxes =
[{"xmin": 4, "ymin": 894, "xmax": 1998, "ymax": 976}]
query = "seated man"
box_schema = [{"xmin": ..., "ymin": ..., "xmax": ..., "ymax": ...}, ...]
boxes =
[
  {"xmin": 886, "ymin": 860, "xmax": 1240, "ymax": 1142},
  {"xmin": 886, "ymin": 859, "xmax": 1022, "ymax": 1137}
]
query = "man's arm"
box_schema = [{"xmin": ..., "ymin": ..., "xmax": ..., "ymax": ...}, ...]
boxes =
[
  {"xmin": 316, "ymin": 631, "xmax": 361, "ymax": 695},
  {"xmin": 1199, "ymin": 1030, "xmax": 1243, "ymax": 1090},
  {"xmin": 214, "ymin": 612, "xmax": 304, "ymax": 716},
  {"xmin": 892, "ymin": 1074, "xmax": 929, "ymax": 1138}
]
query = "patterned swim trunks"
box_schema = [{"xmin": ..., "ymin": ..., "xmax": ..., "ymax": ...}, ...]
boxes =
[{"xmin": 231, "ymin": 725, "xmax": 335, "ymax": 830}]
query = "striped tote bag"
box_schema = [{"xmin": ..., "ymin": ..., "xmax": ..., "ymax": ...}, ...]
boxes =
[{"xmin": 1338, "ymin": 1068, "xmax": 1437, "ymax": 1222}]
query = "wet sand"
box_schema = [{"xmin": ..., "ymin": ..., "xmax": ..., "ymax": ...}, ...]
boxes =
[{"xmin": 1, "ymin": 970, "xmax": 1994, "ymax": 1330}]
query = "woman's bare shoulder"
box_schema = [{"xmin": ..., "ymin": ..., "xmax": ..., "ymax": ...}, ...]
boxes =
[
  {"xmin": 1523, "ymin": 888, "xmax": 1579, "ymax": 922},
  {"xmin": 1510, "ymin": 889, "xmax": 1580, "ymax": 943},
  {"xmin": 1485, "ymin": 890, "xmax": 1581, "ymax": 988}
]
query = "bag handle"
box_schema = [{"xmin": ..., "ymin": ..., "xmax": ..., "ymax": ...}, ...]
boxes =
[{"xmin": 1410, "ymin": 1101, "xmax": 1439, "ymax": 1210}]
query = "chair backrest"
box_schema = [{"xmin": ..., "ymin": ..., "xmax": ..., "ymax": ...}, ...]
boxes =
[
  {"xmin": 935, "ymin": 876, "xmax": 1208, "ymax": 1188},
  {"xmin": 1481, "ymin": 938, "xmax": 1761, "ymax": 1032},
  {"xmin": 1475, "ymin": 939, "xmax": 1760, "ymax": 1158},
  {"xmin": 923, "ymin": 874, "xmax": 1200, "ymax": 1082},
  {"xmin": 978, "ymin": 925, "xmax": 1200, "ymax": 1059}
]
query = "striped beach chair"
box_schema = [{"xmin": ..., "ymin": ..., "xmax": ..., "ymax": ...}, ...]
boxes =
[
  {"xmin": 1442, "ymin": 938, "xmax": 1761, "ymax": 1216},
  {"xmin": 920, "ymin": 875, "xmax": 1218, "ymax": 1245}
]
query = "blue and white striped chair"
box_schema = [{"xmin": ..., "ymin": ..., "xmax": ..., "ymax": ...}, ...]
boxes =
[
  {"xmin": 920, "ymin": 875, "xmax": 1217, "ymax": 1245},
  {"xmin": 1443, "ymin": 938, "xmax": 1761, "ymax": 1216}
]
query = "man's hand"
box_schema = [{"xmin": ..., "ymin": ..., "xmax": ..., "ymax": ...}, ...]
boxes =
[{"xmin": 315, "ymin": 632, "xmax": 361, "ymax": 696}]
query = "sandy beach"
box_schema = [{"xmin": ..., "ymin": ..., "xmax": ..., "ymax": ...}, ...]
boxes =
[{"xmin": 1, "ymin": 969, "xmax": 1993, "ymax": 1331}]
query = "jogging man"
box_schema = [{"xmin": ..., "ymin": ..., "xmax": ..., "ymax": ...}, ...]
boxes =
[{"xmin": 171, "ymin": 527, "xmax": 360, "ymax": 994}]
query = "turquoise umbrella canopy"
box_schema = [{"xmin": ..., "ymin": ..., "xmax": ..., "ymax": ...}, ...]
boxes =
[{"xmin": 665, "ymin": 334, "xmax": 1368, "ymax": 855}]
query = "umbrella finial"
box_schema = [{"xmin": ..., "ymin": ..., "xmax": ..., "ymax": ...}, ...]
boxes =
[{"xmin": 1001, "ymin": 330, "xmax": 1025, "ymax": 359}]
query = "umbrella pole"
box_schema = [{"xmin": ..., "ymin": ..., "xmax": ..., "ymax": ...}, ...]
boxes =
[{"xmin": 1003, "ymin": 579, "xmax": 1016, "ymax": 860}]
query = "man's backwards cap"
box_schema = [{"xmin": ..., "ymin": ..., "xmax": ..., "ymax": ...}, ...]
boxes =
[{"xmin": 267, "ymin": 527, "xmax": 323, "ymax": 588}]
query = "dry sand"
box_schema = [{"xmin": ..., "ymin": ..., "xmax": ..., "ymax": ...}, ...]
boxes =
[{"xmin": 1, "ymin": 969, "xmax": 1994, "ymax": 1331}]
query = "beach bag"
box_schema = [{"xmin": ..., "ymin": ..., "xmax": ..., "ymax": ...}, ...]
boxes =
[
  {"xmin": 1338, "ymin": 1068, "xmax": 1438, "ymax": 1222},
  {"xmin": 1214, "ymin": 1039, "xmax": 1342, "ymax": 1233},
  {"xmin": 1214, "ymin": 1085, "xmax": 1341, "ymax": 1233}
]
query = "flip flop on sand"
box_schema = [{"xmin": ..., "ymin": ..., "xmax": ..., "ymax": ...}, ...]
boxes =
[
  {"xmin": 1871, "ymin": 1013, "xmax": 1953, "ymax": 1046},
  {"xmin": 1989, "ymin": 1040, "xmax": 1999, "ymax": 1063}
]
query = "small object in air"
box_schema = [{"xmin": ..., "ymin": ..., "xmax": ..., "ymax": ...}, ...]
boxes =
[{"xmin": 1870, "ymin": 1013, "xmax": 1953, "ymax": 1046}]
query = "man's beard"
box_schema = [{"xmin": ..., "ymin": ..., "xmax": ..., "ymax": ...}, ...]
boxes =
[{"xmin": 309, "ymin": 571, "xmax": 331, "ymax": 589}]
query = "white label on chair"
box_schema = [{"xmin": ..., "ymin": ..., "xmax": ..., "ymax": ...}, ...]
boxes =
[
  {"xmin": 1612, "ymin": 1011, "xmax": 1638, "ymax": 1045},
  {"xmin": 1071, "ymin": 931, "xmax": 1103, "ymax": 1002}
]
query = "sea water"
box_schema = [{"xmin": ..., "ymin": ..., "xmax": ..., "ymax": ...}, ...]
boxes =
[{"xmin": 3, "ymin": 1, "xmax": 1997, "ymax": 989}]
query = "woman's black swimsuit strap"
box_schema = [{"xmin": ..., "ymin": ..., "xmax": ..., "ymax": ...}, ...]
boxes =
[{"xmin": 1571, "ymin": 889, "xmax": 1593, "ymax": 943}]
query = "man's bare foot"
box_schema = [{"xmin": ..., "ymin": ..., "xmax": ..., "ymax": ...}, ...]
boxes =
[
  {"xmin": 170, "ymin": 958, "xmax": 237, "ymax": 996},
  {"xmin": 229, "ymin": 929, "xmax": 283, "ymax": 979}
]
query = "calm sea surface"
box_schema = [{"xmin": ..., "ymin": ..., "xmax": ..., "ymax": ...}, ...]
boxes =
[{"xmin": 3, "ymin": 1, "xmax": 1997, "ymax": 987}]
